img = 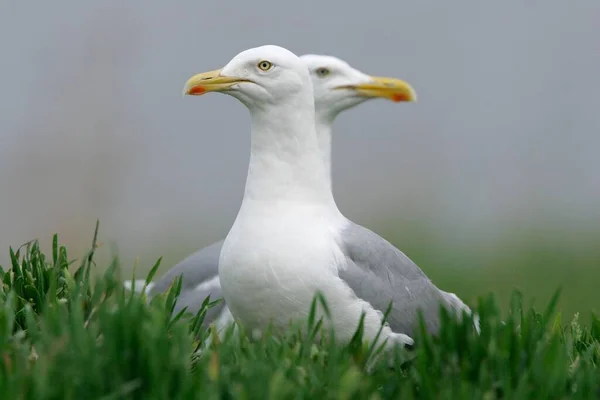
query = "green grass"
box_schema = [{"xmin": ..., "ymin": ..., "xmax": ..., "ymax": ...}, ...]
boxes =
[
  {"xmin": 1, "ymin": 225, "xmax": 599, "ymax": 399},
  {"xmin": 374, "ymin": 219, "xmax": 600, "ymax": 324},
  {"xmin": 129, "ymin": 220, "xmax": 600, "ymax": 326}
]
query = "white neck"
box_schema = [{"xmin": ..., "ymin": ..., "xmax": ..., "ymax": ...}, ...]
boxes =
[
  {"xmin": 315, "ymin": 113, "xmax": 334, "ymax": 192},
  {"xmin": 242, "ymin": 97, "xmax": 336, "ymax": 208}
]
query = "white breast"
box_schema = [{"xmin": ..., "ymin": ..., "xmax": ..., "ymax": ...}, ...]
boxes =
[{"xmin": 218, "ymin": 200, "xmax": 347, "ymax": 332}]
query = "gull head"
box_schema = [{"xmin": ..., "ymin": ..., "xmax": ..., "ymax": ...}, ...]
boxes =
[
  {"xmin": 183, "ymin": 45, "xmax": 311, "ymax": 108},
  {"xmin": 300, "ymin": 54, "xmax": 417, "ymax": 119}
]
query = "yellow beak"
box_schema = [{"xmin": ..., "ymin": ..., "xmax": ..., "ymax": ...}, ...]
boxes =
[
  {"xmin": 338, "ymin": 76, "xmax": 417, "ymax": 103},
  {"xmin": 183, "ymin": 68, "xmax": 250, "ymax": 96}
]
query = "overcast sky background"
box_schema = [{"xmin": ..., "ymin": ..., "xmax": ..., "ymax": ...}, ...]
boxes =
[{"xmin": 0, "ymin": 1, "xmax": 598, "ymax": 268}]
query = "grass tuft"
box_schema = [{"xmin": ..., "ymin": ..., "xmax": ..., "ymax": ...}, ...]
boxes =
[{"xmin": 0, "ymin": 229, "xmax": 598, "ymax": 399}]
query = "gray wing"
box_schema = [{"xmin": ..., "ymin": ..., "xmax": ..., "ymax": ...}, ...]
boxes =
[
  {"xmin": 149, "ymin": 240, "xmax": 227, "ymax": 321},
  {"xmin": 150, "ymin": 240, "xmax": 223, "ymax": 294},
  {"xmin": 337, "ymin": 222, "xmax": 460, "ymax": 337}
]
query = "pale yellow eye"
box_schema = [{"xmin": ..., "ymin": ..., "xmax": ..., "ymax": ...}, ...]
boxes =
[
  {"xmin": 257, "ymin": 60, "xmax": 273, "ymax": 71},
  {"xmin": 315, "ymin": 67, "xmax": 331, "ymax": 77}
]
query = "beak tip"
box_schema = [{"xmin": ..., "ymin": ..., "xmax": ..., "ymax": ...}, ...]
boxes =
[
  {"xmin": 410, "ymin": 86, "xmax": 418, "ymax": 101},
  {"xmin": 410, "ymin": 90, "xmax": 418, "ymax": 103},
  {"xmin": 182, "ymin": 86, "xmax": 207, "ymax": 96},
  {"xmin": 391, "ymin": 89, "xmax": 417, "ymax": 103},
  {"xmin": 360, "ymin": 76, "xmax": 418, "ymax": 103},
  {"xmin": 400, "ymin": 85, "xmax": 417, "ymax": 103}
]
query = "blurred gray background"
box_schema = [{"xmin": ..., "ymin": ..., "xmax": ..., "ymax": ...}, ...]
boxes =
[{"xmin": 1, "ymin": 1, "xmax": 598, "ymax": 318}]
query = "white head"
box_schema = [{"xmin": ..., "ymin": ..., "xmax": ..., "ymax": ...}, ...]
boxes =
[
  {"xmin": 183, "ymin": 45, "xmax": 313, "ymax": 111},
  {"xmin": 300, "ymin": 54, "xmax": 417, "ymax": 122},
  {"xmin": 183, "ymin": 45, "xmax": 334, "ymax": 205}
]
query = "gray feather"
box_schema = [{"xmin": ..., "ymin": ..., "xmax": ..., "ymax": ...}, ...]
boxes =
[
  {"xmin": 149, "ymin": 240, "xmax": 223, "ymax": 294},
  {"xmin": 338, "ymin": 222, "xmax": 470, "ymax": 337},
  {"xmin": 148, "ymin": 240, "xmax": 227, "ymax": 326}
]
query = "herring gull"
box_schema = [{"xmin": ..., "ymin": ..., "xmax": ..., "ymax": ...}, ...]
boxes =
[
  {"xmin": 181, "ymin": 45, "xmax": 476, "ymax": 348},
  {"xmin": 123, "ymin": 54, "xmax": 444, "ymax": 331}
]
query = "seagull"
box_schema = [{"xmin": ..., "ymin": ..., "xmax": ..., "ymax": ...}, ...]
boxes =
[
  {"xmin": 182, "ymin": 45, "xmax": 475, "ymax": 349},
  {"xmin": 125, "ymin": 54, "xmax": 469, "ymax": 334},
  {"xmin": 300, "ymin": 55, "xmax": 478, "ymax": 333}
]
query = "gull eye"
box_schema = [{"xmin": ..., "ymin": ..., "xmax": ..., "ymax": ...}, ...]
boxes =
[
  {"xmin": 257, "ymin": 60, "xmax": 273, "ymax": 71},
  {"xmin": 315, "ymin": 67, "xmax": 331, "ymax": 78}
]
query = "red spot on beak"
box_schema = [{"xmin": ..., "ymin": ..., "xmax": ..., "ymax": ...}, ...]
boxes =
[
  {"xmin": 188, "ymin": 86, "xmax": 206, "ymax": 95},
  {"xmin": 392, "ymin": 93, "xmax": 409, "ymax": 102}
]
